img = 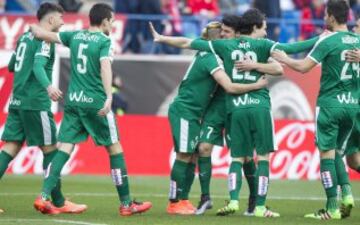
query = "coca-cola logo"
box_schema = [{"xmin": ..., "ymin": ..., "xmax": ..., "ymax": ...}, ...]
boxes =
[{"xmin": 6, "ymin": 145, "xmax": 79, "ymax": 175}]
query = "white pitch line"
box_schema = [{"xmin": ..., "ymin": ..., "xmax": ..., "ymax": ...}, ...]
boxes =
[
  {"xmin": 0, "ymin": 218, "xmax": 108, "ymax": 225},
  {"xmin": 0, "ymin": 192, "xmax": 359, "ymax": 201}
]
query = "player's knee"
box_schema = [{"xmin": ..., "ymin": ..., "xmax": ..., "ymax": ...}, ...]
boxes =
[
  {"xmin": 232, "ymin": 157, "xmax": 245, "ymax": 163},
  {"xmin": 257, "ymin": 154, "xmax": 270, "ymax": 161},
  {"xmin": 176, "ymin": 152, "xmax": 193, "ymax": 162},
  {"xmin": 319, "ymin": 149, "xmax": 335, "ymax": 159},
  {"xmin": 346, "ymin": 152, "xmax": 360, "ymax": 171},
  {"xmin": 39, "ymin": 145, "xmax": 57, "ymax": 154},
  {"xmin": 58, "ymin": 142, "xmax": 75, "ymax": 154},
  {"xmin": 106, "ymin": 142, "xmax": 123, "ymax": 155},
  {"xmin": 244, "ymin": 156, "xmax": 253, "ymax": 163},
  {"xmin": 198, "ymin": 143, "xmax": 212, "ymax": 157},
  {"xmin": 2, "ymin": 141, "xmax": 22, "ymax": 157}
]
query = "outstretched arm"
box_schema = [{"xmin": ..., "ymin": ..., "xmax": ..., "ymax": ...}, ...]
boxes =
[
  {"xmin": 30, "ymin": 24, "xmax": 61, "ymax": 44},
  {"xmin": 273, "ymin": 36, "xmax": 319, "ymax": 54},
  {"xmin": 272, "ymin": 50, "xmax": 317, "ymax": 73},
  {"xmin": 150, "ymin": 22, "xmax": 193, "ymax": 49},
  {"xmin": 235, "ymin": 58, "xmax": 283, "ymax": 76},
  {"xmin": 213, "ymin": 69, "xmax": 268, "ymax": 94}
]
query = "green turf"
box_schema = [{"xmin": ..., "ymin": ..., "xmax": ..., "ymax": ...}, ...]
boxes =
[{"xmin": 0, "ymin": 175, "xmax": 359, "ymax": 225}]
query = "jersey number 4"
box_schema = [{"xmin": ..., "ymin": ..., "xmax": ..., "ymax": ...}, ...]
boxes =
[
  {"xmin": 340, "ymin": 50, "xmax": 360, "ymax": 80},
  {"xmin": 77, "ymin": 43, "xmax": 88, "ymax": 74}
]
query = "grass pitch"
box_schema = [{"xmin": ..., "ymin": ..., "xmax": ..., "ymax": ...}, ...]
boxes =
[{"xmin": 0, "ymin": 175, "xmax": 359, "ymax": 225}]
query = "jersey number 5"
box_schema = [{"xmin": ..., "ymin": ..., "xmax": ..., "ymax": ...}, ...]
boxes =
[{"xmin": 77, "ymin": 43, "xmax": 88, "ymax": 74}]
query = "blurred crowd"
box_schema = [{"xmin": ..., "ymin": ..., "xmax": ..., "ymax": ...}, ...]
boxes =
[{"xmin": 0, "ymin": 0, "xmax": 359, "ymax": 54}]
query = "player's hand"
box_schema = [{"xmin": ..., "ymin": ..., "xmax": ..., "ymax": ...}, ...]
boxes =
[
  {"xmin": 345, "ymin": 49, "xmax": 360, "ymax": 63},
  {"xmin": 234, "ymin": 57, "xmax": 256, "ymax": 71},
  {"xmin": 271, "ymin": 50, "xmax": 288, "ymax": 64},
  {"xmin": 98, "ymin": 98, "xmax": 112, "ymax": 116},
  {"xmin": 149, "ymin": 22, "xmax": 162, "ymax": 42},
  {"xmin": 256, "ymin": 76, "xmax": 268, "ymax": 89},
  {"xmin": 47, "ymin": 85, "xmax": 63, "ymax": 101}
]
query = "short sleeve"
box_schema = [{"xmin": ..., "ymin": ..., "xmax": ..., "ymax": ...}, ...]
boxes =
[
  {"xmin": 100, "ymin": 38, "xmax": 113, "ymax": 62},
  {"xmin": 307, "ymin": 38, "xmax": 331, "ymax": 64},
  {"xmin": 35, "ymin": 41, "xmax": 51, "ymax": 58},
  {"xmin": 262, "ymin": 38, "xmax": 276, "ymax": 53},
  {"xmin": 204, "ymin": 53, "xmax": 224, "ymax": 75},
  {"xmin": 57, "ymin": 31, "xmax": 76, "ymax": 47},
  {"xmin": 190, "ymin": 38, "xmax": 212, "ymax": 52}
]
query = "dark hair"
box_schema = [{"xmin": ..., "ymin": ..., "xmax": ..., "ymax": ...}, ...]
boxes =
[
  {"xmin": 221, "ymin": 14, "xmax": 241, "ymax": 31},
  {"xmin": 89, "ymin": 3, "xmax": 113, "ymax": 26},
  {"xmin": 37, "ymin": 2, "xmax": 64, "ymax": 21},
  {"xmin": 238, "ymin": 8, "xmax": 265, "ymax": 35},
  {"xmin": 326, "ymin": 0, "xmax": 349, "ymax": 24}
]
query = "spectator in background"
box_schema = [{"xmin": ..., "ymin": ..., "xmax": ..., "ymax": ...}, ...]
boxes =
[
  {"xmin": 350, "ymin": 0, "xmax": 360, "ymax": 18},
  {"xmin": 0, "ymin": 0, "xmax": 5, "ymax": 13},
  {"xmin": 292, "ymin": 0, "xmax": 311, "ymax": 9},
  {"xmin": 159, "ymin": 0, "xmax": 182, "ymax": 54},
  {"xmin": 253, "ymin": 0, "xmax": 281, "ymax": 41},
  {"xmin": 58, "ymin": 0, "xmax": 83, "ymax": 12},
  {"xmin": 300, "ymin": 0, "xmax": 325, "ymax": 40},
  {"xmin": 184, "ymin": 0, "xmax": 220, "ymax": 18},
  {"xmin": 115, "ymin": 0, "xmax": 141, "ymax": 53},
  {"xmin": 112, "ymin": 76, "xmax": 128, "ymax": 115},
  {"xmin": 181, "ymin": 0, "xmax": 220, "ymax": 38},
  {"xmin": 138, "ymin": 0, "xmax": 163, "ymax": 53},
  {"xmin": 218, "ymin": 0, "xmax": 251, "ymax": 15}
]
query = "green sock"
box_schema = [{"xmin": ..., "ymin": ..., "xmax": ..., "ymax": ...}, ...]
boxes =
[
  {"xmin": 198, "ymin": 157, "xmax": 212, "ymax": 196},
  {"xmin": 41, "ymin": 151, "xmax": 70, "ymax": 199},
  {"xmin": 334, "ymin": 152, "xmax": 352, "ymax": 197},
  {"xmin": 256, "ymin": 160, "xmax": 269, "ymax": 206},
  {"xmin": 43, "ymin": 150, "xmax": 65, "ymax": 207},
  {"xmin": 243, "ymin": 159, "xmax": 257, "ymax": 198},
  {"xmin": 169, "ymin": 159, "xmax": 188, "ymax": 202},
  {"xmin": 110, "ymin": 153, "xmax": 131, "ymax": 206},
  {"xmin": 229, "ymin": 161, "xmax": 242, "ymax": 201},
  {"xmin": 0, "ymin": 151, "xmax": 13, "ymax": 179},
  {"xmin": 180, "ymin": 162, "xmax": 195, "ymax": 200},
  {"xmin": 320, "ymin": 159, "xmax": 338, "ymax": 211}
]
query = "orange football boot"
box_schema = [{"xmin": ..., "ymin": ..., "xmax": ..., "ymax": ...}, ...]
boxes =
[
  {"xmin": 56, "ymin": 200, "xmax": 88, "ymax": 214},
  {"xmin": 167, "ymin": 201, "xmax": 195, "ymax": 215},
  {"xmin": 34, "ymin": 196, "xmax": 61, "ymax": 214},
  {"xmin": 119, "ymin": 200, "xmax": 152, "ymax": 216}
]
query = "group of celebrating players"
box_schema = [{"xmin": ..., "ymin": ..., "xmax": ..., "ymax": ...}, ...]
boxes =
[
  {"xmin": 0, "ymin": 0, "xmax": 358, "ymax": 220},
  {"xmin": 151, "ymin": 0, "xmax": 360, "ymax": 220}
]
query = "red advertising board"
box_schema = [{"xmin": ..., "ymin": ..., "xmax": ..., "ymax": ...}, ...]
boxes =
[
  {"xmin": 0, "ymin": 14, "xmax": 126, "ymax": 53},
  {"xmin": 0, "ymin": 113, "xmax": 359, "ymax": 180}
]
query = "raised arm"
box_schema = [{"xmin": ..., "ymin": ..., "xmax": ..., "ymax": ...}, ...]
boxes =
[
  {"xmin": 235, "ymin": 58, "xmax": 283, "ymax": 76},
  {"xmin": 150, "ymin": 22, "xmax": 193, "ymax": 49},
  {"xmin": 213, "ymin": 69, "xmax": 268, "ymax": 94},
  {"xmin": 30, "ymin": 24, "xmax": 61, "ymax": 44}
]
